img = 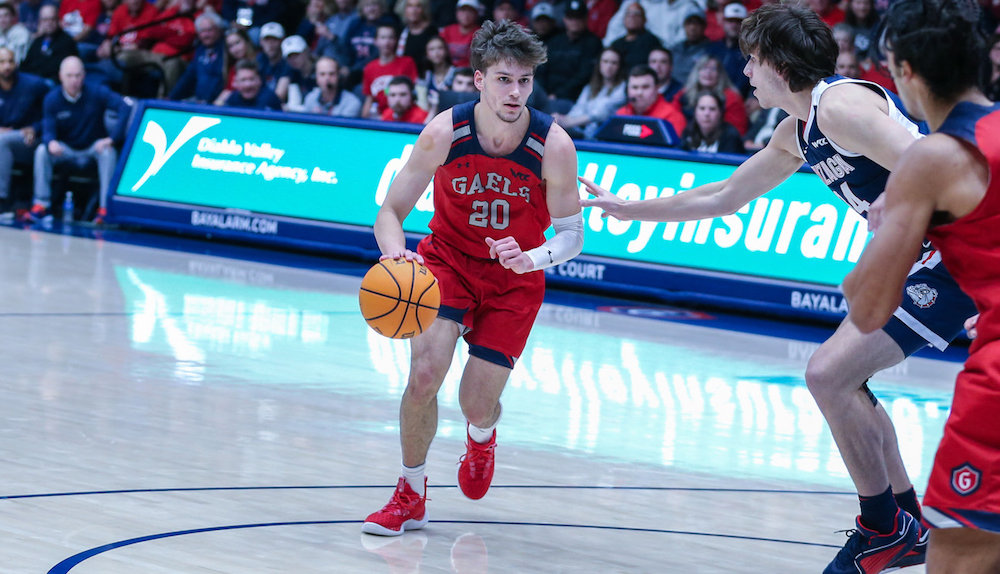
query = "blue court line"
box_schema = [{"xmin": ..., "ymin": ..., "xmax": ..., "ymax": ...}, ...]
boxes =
[
  {"xmin": 0, "ymin": 311, "xmax": 356, "ymax": 318},
  {"xmin": 1, "ymin": 484, "xmax": 855, "ymax": 501},
  {"xmin": 47, "ymin": 518, "xmax": 841, "ymax": 574}
]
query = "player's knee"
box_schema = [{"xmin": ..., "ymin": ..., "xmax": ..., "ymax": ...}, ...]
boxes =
[
  {"xmin": 459, "ymin": 401, "xmax": 495, "ymax": 428},
  {"xmin": 804, "ymin": 353, "xmax": 839, "ymax": 404},
  {"xmin": 405, "ymin": 363, "xmax": 446, "ymax": 404}
]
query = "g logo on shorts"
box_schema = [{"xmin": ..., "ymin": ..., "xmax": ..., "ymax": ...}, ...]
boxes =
[{"xmin": 951, "ymin": 463, "xmax": 982, "ymax": 496}]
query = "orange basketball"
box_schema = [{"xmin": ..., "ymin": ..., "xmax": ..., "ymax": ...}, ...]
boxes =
[{"xmin": 359, "ymin": 259, "xmax": 440, "ymax": 339}]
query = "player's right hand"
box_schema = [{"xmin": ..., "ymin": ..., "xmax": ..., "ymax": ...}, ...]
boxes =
[
  {"xmin": 578, "ymin": 176, "xmax": 628, "ymax": 220},
  {"xmin": 380, "ymin": 250, "xmax": 424, "ymax": 265},
  {"xmin": 966, "ymin": 314, "xmax": 979, "ymax": 339}
]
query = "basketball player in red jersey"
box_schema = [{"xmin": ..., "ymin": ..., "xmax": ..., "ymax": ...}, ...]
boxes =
[
  {"xmin": 844, "ymin": 0, "xmax": 1000, "ymax": 571},
  {"xmin": 362, "ymin": 19, "xmax": 583, "ymax": 536}
]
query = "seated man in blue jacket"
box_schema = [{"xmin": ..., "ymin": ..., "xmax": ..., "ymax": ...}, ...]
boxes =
[
  {"xmin": 168, "ymin": 12, "xmax": 225, "ymax": 104},
  {"xmin": 220, "ymin": 59, "xmax": 281, "ymax": 111},
  {"xmin": 29, "ymin": 55, "xmax": 131, "ymax": 224},
  {"xmin": 0, "ymin": 46, "xmax": 48, "ymax": 214}
]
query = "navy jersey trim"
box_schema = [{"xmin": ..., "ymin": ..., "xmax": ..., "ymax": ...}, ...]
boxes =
[{"xmin": 444, "ymin": 100, "xmax": 554, "ymax": 178}]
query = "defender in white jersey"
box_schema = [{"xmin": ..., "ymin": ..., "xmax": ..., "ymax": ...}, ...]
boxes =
[{"xmin": 579, "ymin": 5, "xmax": 975, "ymax": 573}]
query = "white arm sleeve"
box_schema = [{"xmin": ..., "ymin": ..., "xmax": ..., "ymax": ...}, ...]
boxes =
[{"xmin": 525, "ymin": 212, "xmax": 585, "ymax": 271}]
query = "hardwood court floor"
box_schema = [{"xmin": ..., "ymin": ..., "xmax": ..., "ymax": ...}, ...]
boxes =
[{"xmin": 0, "ymin": 225, "xmax": 956, "ymax": 573}]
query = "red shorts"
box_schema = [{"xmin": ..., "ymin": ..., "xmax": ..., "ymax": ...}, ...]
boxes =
[
  {"xmin": 417, "ymin": 234, "xmax": 545, "ymax": 368},
  {"xmin": 922, "ymin": 344, "xmax": 1000, "ymax": 533}
]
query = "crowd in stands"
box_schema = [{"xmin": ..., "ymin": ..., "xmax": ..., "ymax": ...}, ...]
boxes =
[{"xmin": 3, "ymin": 0, "xmax": 1000, "ymax": 223}]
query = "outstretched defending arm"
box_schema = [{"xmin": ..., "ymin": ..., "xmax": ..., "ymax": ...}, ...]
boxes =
[
  {"xmin": 578, "ymin": 117, "xmax": 806, "ymax": 222},
  {"xmin": 374, "ymin": 112, "xmax": 452, "ymax": 263}
]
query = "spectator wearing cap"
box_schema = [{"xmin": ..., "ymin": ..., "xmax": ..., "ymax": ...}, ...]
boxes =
[
  {"xmin": 805, "ymin": 0, "xmax": 844, "ymax": 27},
  {"xmin": 0, "ymin": 46, "xmax": 47, "ymax": 212},
  {"xmin": 603, "ymin": 0, "xmax": 702, "ymax": 50},
  {"xmin": 338, "ymin": 0, "xmax": 399, "ymax": 89},
  {"xmin": 396, "ymin": 0, "xmax": 436, "ymax": 72},
  {"xmin": 379, "ymin": 75, "xmax": 426, "ymax": 123},
  {"xmin": 32, "ymin": 56, "xmax": 132, "ymax": 224},
  {"xmin": 647, "ymin": 47, "xmax": 682, "ymax": 102},
  {"xmin": 439, "ymin": 0, "xmax": 480, "ymax": 67},
  {"xmin": 536, "ymin": 0, "xmax": 602, "ymax": 113},
  {"xmin": 616, "ymin": 64, "xmax": 685, "ymax": 137},
  {"xmin": 491, "ymin": 0, "xmax": 528, "ymax": 29},
  {"xmin": 0, "ymin": 2, "xmax": 30, "ymax": 62},
  {"xmin": 58, "ymin": 0, "xmax": 101, "ymax": 47},
  {"xmin": 281, "ymin": 35, "xmax": 316, "ymax": 110},
  {"xmin": 168, "ymin": 11, "xmax": 226, "ymax": 103},
  {"xmin": 608, "ymin": 3, "xmax": 663, "ymax": 72},
  {"xmin": 220, "ymin": 58, "xmax": 282, "ymax": 110},
  {"xmin": 529, "ymin": 2, "xmax": 558, "ymax": 43},
  {"xmin": 362, "ymin": 24, "xmax": 417, "ymax": 118},
  {"xmin": 221, "ymin": 0, "xmax": 284, "ymax": 45},
  {"xmin": 707, "ymin": 2, "xmax": 748, "ymax": 97},
  {"xmin": 668, "ymin": 8, "xmax": 711, "ymax": 85},
  {"xmin": 21, "ymin": 5, "xmax": 79, "ymax": 80},
  {"xmin": 302, "ymin": 56, "xmax": 362, "ymax": 116},
  {"xmin": 259, "ymin": 22, "xmax": 291, "ymax": 100},
  {"xmin": 582, "ymin": 0, "xmax": 616, "ymax": 40}
]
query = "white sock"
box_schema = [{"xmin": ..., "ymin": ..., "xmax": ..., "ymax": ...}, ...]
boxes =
[
  {"xmin": 402, "ymin": 462, "xmax": 426, "ymax": 496},
  {"xmin": 468, "ymin": 404, "xmax": 502, "ymax": 444}
]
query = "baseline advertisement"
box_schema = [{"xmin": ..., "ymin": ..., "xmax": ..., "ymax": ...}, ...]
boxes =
[{"xmin": 110, "ymin": 102, "xmax": 867, "ymax": 321}]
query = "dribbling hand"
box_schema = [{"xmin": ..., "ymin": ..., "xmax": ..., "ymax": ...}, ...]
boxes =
[
  {"xmin": 486, "ymin": 236, "xmax": 533, "ymax": 274},
  {"xmin": 578, "ymin": 176, "xmax": 628, "ymax": 220},
  {"xmin": 380, "ymin": 249, "xmax": 424, "ymax": 265}
]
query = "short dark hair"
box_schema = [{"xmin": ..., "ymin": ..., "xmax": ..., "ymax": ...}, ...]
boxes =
[
  {"xmin": 234, "ymin": 58, "xmax": 261, "ymax": 76},
  {"xmin": 0, "ymin": 2, "xmax": 15, "ymax": 16},
  {"xmin": 739, "ymin": 3, "xmax": 837, "ymax": 93},
  {"xmin": 627, "ymin": 64, "xmax": 657, "ymax": 83},
  {"xmin": 453, "ymin": 66, "xmax": 475, "ymax": 79},
  {"xmin": 470, "ymin": 19, "xmax": 547, "ymax": 72},
  {"xmin": 882, "ymin": 0, "xmax": 984, "ymax": 101},
  {"xmin": 649, "ymin": 47, "xmax": 673, "ymax": 66},
  {"xmin": 388, "ymin": 75, "xmax": 415, "ymax": 92}
]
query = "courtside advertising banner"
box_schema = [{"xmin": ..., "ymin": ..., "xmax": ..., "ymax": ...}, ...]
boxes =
[{"xmin": 112, "ymin": 104, "xmax": 870, "ymax": 315}]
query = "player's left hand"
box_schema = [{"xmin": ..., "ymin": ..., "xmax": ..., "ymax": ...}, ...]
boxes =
[
  {"xmin": 867, "ymin": 194, "xmax": 886, "ymax": 234},
  {"xmin": 486, "ymin": 236, "xmax": 533, "ymax": 274}
]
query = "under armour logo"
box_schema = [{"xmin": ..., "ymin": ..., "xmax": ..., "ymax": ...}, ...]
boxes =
[{"xmin": 132, "ymin": 115, "xmax": 222, "ymax": 192}]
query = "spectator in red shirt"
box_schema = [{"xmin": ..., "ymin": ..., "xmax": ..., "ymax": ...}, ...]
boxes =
[
  {"xmin": 379, "ymin": 75, "xmax": 427, "ymax": 123},
  {"xmin": 362, "ymin": 24, "xmax": 418, "ymax": 118},
  {"xmin": 806, "ymin": 0, "xmax": 845, "ymax": 27},
  {"xmin": 585, "ymin": 0, "xmax": 616, "ymax": 40},
  {"xmin": 142, "ymin": 0, "xmax": 198, "ymax": 92},
  {"xmin": 616, "ymin": 64, "xmax": 686, "ymax": 136},
  {"xmin": 439, "ymin": 0, "xmax": 480, "ymax": 67},
  {"xmin": 59, "ymin": 0, "xmax": 101, "ymax": 45}
]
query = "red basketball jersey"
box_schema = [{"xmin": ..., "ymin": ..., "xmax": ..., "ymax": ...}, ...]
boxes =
[
  {"xmin": 926, "ymin": 101, "xmax": 1000, "ymax": 350},
  {"xmin": 429, "ymin": 101, "xmax": 553, "ymax": 260}
]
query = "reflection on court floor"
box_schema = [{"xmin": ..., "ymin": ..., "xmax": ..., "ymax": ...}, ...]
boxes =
[{"xmin": 0, "ymin": 226, "xmax": 953, "ymax": 573}]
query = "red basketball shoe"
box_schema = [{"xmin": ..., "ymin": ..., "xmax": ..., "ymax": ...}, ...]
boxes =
[
  {"xmin": 458, "ymin": 427, "xmax": 496, "ymax": 500},
  {"xmin": 362, "ymin": 477, "xmax": 428, "ymax": 537}
]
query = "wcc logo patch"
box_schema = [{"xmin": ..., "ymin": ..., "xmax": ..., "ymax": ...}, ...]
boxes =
[
  {"xmin": 951, "ymin": 463, "xmax": 982, "ymax": 496},
  {"xmin": 906, "ymin": 283, "xmax": 938, "ymax": 309}
]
